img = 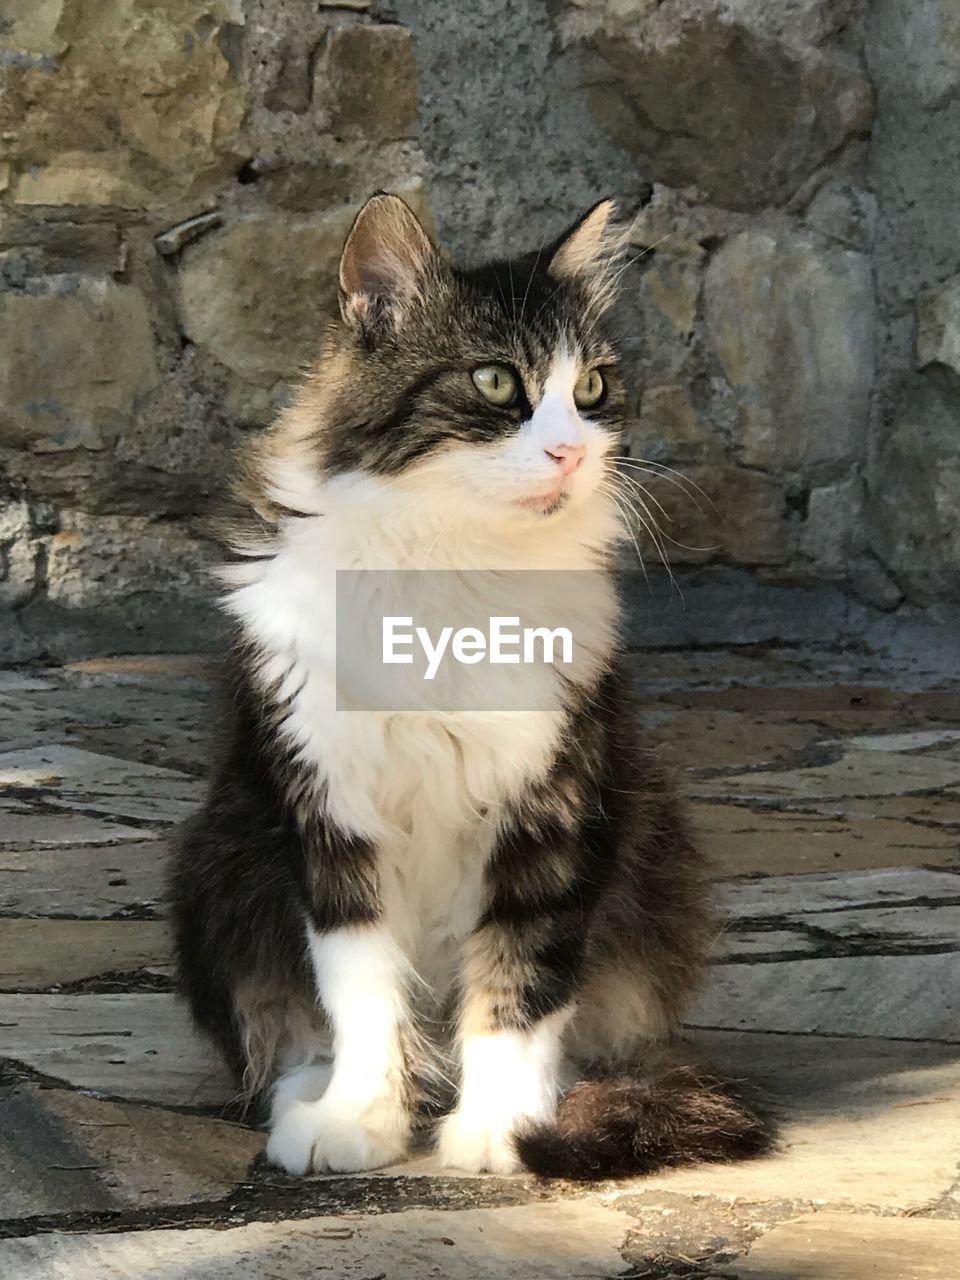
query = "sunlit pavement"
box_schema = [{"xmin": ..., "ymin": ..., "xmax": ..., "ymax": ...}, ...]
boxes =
[{"xmin": 1, "ymin": 643, "xmax": 958, "ymax": 1278}]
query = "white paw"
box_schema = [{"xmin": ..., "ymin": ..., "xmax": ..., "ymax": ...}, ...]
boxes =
[
  {"xmin": 436, "ymin": 1108, "xmax": 525, "ymax": 1175},
  {"xmin": 266, "ymin": 1096, "xmax": 410, "ymax": 1175}
]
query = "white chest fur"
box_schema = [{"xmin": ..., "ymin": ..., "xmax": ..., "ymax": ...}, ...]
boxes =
[{"xmin": 220, "ymin": 471, "xmax": 619, "ymax": 984}]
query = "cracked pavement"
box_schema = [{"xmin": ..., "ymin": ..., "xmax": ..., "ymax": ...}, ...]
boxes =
[{"xmin": 0, "ymin": 633, "xmax": 958, "ymax": 1278}]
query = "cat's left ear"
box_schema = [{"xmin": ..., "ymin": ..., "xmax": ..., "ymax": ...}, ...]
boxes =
[
  {"xmin": 546, "ymin": 199, "xmax": 621, "ymax": 311},
  {"xmin": 339, "ymin": 192, "xmax": 437, "ymax": 341}
]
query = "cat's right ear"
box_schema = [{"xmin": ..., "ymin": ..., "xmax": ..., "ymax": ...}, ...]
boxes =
[{"xmin": 338, "ymin": 193, "xmax": 436, "ymax": 342}]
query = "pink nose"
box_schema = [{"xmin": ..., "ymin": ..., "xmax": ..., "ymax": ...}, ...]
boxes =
[{"xmin": 545, "ymin": 443, "xmax": 586, "ymax": 477}]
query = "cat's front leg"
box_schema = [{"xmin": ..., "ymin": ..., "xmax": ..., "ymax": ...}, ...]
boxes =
[
  {"xmin": 266, "ymin": 923, "xmax": 413, "ymax": 1174},
  {"xmin": 436, "ymin": 924, "xmax": 577, "ymax": 1174}
]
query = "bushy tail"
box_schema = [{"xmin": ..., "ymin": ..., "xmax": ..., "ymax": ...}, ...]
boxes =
[{"xmin": 515, "ymin": 1065, "xmax": 772, "ymax": 1180}]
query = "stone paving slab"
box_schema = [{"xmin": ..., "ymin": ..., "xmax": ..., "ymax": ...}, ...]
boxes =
[
  {"xmin": 718, "ymin": 867, "xmax": 960, "ymax": 959},
  {"xmin": 858, "ymin": 791, "xmax": 960, "ymax": 826},
  {"xmin": 0, "ymin": 1086, "xmax": 118, "ymax": 1220},
  {"xmin": 0, "ymin": 994, "xmax": 234, "ymax": 1106},
  {"xmin": 0, "ymin": 842, "xmax": 166, "ymax": 917},
  {"xmin": 721, "ymin": 905, "xmax": 960, "ymax": 959},
  {"xmin": 801, "ymin": 902, "xmax": 960, "ymax": 946},
  {"xmin": 0, "ymin": 674, "xmax": 56, "ymax": 694},
  {"xmin": 696, "ymin": 804, "xmax": 960, "ymax": 877},
  {"xmin": 65, "ymin": 656, "xmax": 215, "ymax": 681},
  {"xmin": 0, "ymin": 1201, "xmax": 632, "ymax": 1279},
  {"xmin": 693, "ymin": 951, "xmax": 960, "ymax": 1040},
  {"xmin": 0, "ymin": 745, "xmax": 203, "ymax": 824},
  {"xmin": 692, "ymin": 746, "xmax": 960, "ymax": 804},
  {"xmin": 626, "ymin": 648, "xmax": 864, "ymax": 695},
  {"xmin": 0, "ymin": 682, "xmax": 211, "ymax": 775},
  {"xmin": 2, "ymin": 649, "xmax": 959, "ymax": 1272},
  {"xmin": 395, "ymin": 1030, "xmax": 960, "ymax": 1214},
  {"xmin": 722, "ymin": 867, "xmax": 959, "ymax": 914},
  {"xmin": 718, "ymin": 928, "xmax": 818, "ymax": 960},
  {"xmin": 646, "ymin": 708, "xmax": 820, "ymax": 771},
  {"xmin": 849, "ymin": 728, "xmax": 960, "ymax": 753},
  {"xmin": 1, "ymin": 867, "xmax": 955, "ymax": 1088},
  {"xmin": 661, "ymin": 683, "xmax": 960, "ymax": 732},
  {"xmin": 0, "ymin": 920, "xmax": 171, "ymax": 990},
  {"xmin": 0, "ymin": 1084, "xmax": 261, "ymax": 1218},
  {"xmin": 0, "ymin": 812, "xmax": 158, "ymax": 848},
  {"xmin": 651, "ymin": 1030, "xmax": 960, "ymax": 1211},
  {"xmin": 732, "ymin": 1213, "xmax": 960, "ymax": 1279}
]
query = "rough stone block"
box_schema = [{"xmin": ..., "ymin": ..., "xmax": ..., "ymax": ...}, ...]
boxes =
[
  {"xmin": 629, "ymin": 384, "xmax": 717, "ymax": 462},
  {"xmin": 0, "ymin": 212, "xmax": 123, "ymax": 275},
  {"xmin": 866, "ymin": 0, "xmax": 960, "ymax": 322},
  {"xmin": 616, "ymin": 268, "xmax": 700, "ymax": 388},
  {"xmin": 564, "ymin": 1, "xmax": 873, "ymax": 209},
  {"xmin": 627, "ymin": 183, "xmax": 749, "ymax": 260},
  {"xmin": 0, "ymin": 279, "xmax": 159, "ymax": 452},
  {"xmin": 1, "ymin": 0, "xmax": 70, "ymax": 58},
  {"xmin": 177, "ymin": 183, "xmax": 428, "ymax": 385},
  {"xmin": 917, "ymin": 269, "xmax": 960, "ymax": 374},
  {"xmin": 704, "ymin": 230, "xmax": 875, "ymax": 469},
  {"xmin": 624, "ymin": 566, "xmax": 856, "ymax": 647},
  {"xmin": 0, "ymin": 497, "xmax": 38, "ymax": 606},
  {"xmin": 4, "ymin": 0, "xmax": 246, "ymax": 209},
  {"xmin": 869, "ymin": 377, "xmax": 960, "ymax": 597},
  {"xmin": 15, "ymin": 596, "xmax": 223, "ymax": 664},
  {"xmin": 44, "ymin": 513, "xmax": 215, "ymax": 610},
  {"xmin": 806, "ymin": 179, "xmax": 878, "ymax": 249},
  {"xmin": 176, "ymin": 209, "xmax": 351, "ymax": 385},
  {"xmin": 722, "ymin": 0, "xmax": 868, "ymax": 48},
  {"xmin": 618, "ymin": 462, "xmax": 793, "ymax": 567},
  {"xmin": 315, "ymin": 25, "xmax": 418, "ymax": 142},
  {"xmin": 799, "ymin": 476, "xmax": 862, "ymax": 572}
]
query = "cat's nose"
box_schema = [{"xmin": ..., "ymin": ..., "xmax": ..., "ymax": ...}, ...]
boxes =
[{"xmin": 545, "ymin": 443, "xmax": 586, "ymax": 476}]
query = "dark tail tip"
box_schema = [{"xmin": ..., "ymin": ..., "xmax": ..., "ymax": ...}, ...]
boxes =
[{"xmin": 515, "ymin": 1066, "xmax": 773, "ymax": 1181}]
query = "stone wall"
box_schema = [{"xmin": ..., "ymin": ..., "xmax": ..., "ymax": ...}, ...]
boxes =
[
  {"xmin": 0, "ymin": 0, "xmax": 426, "ymax": 658},
  {"xmin": 398, "ymin": 0, "xmax": 959, "ymax": 612},
  {"xmin": 0, "ymin": 1, "xmax": 957, "ymax": 658},
  {"xmin": 865, "ymin": 0, "xmax": 960, "ymax": 604}
]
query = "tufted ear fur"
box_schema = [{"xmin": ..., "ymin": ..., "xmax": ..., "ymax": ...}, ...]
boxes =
[
  {"xmin": 339, "ymin": 193, "xmax": 437, "ymax": 342},
  {"xmin": 546, "ymin": 199, "xmax": 623, "ymax": 317}
]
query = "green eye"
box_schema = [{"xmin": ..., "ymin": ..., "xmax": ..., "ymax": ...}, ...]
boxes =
[
  {"xmin": 574, "ymin": 368, "xmax": 605, "ymax": 408},
  {"xmin": 471, "ymin": 365, "xmax": 519, "ymax": 407}
]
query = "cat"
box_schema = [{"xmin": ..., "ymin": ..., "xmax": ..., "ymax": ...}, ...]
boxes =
[{"xmin": 170, "ymin": 193, "xmax": 769, "ymax": 1178}]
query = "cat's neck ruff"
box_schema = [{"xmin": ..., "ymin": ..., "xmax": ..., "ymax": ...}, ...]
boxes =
[{"xmin": 248, "ymin": 451, "xmax": 624, "ymax": 576}]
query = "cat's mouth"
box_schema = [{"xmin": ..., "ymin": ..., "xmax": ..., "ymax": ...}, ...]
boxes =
[{"xmin": 517, "ymin": 485, "xmax": 571, "ymax": 515}]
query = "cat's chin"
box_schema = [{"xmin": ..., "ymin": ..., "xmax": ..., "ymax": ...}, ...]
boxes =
[{"xmin": 515, "ymin": 488, "xmax": 571, "ymax": 516}]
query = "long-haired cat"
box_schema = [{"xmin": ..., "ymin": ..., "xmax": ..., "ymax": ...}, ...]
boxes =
[{"xmin": 170, "ymin": 194, "xmax": 769, "ymax": 1178}]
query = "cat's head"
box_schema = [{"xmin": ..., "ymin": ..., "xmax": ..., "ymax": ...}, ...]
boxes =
[{"xmin": 287, "ymin": 193, "xmax": 628, "ymax": 528}]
